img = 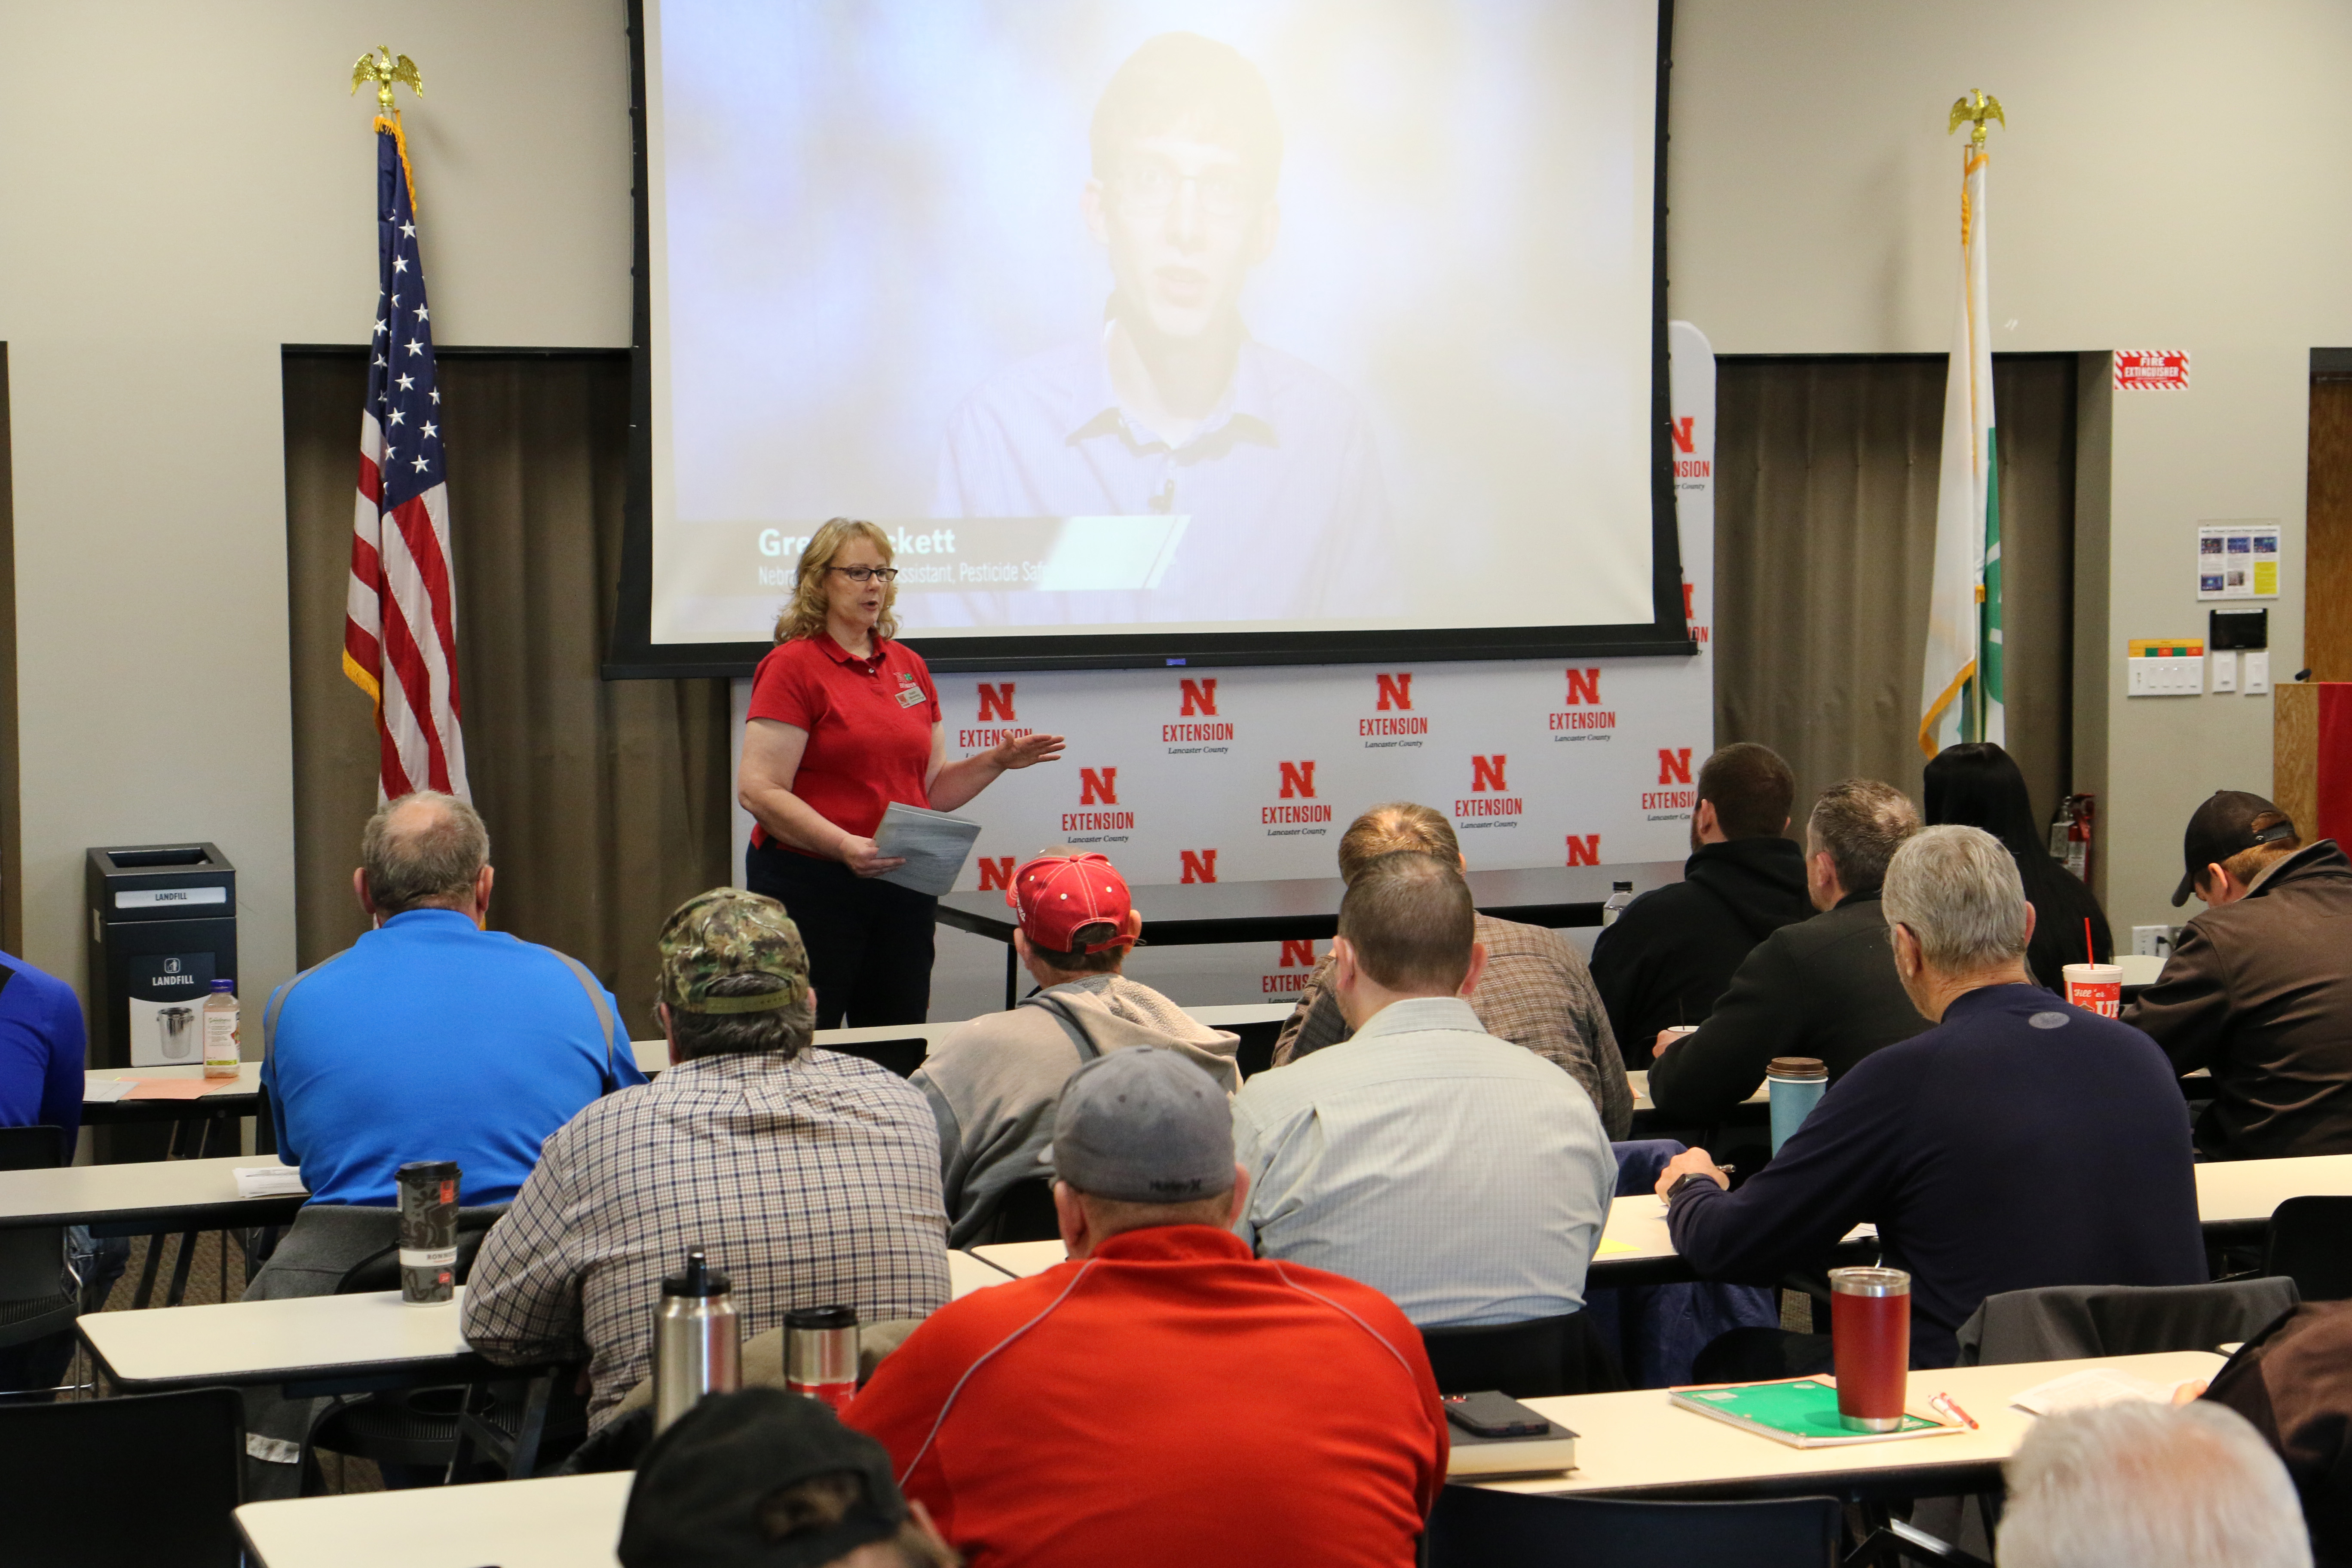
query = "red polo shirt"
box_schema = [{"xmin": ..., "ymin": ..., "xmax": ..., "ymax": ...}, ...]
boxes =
[
  {"xmin": 747, "ymin": 634, "xmax": 939, "ymax": 851},
  {"xmin": 846, "ymin": 1226, "xmax": 1447, "ymax": 1568}
]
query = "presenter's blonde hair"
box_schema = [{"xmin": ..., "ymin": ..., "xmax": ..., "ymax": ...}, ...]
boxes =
[{"xmin": 774, "ymin": 518, "xmax": 899, "ymax": 644}]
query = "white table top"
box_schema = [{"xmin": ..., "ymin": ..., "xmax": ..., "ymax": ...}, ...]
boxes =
[
  {"xmin": 238, "ymin": 1468, "xmax": 628, "ymax": 1568},
  {"xmin": 949, "ymin": 1247, "xmax": 1014, "ymax": 1296},
  {"xmin": 1483, "ymin": 1349, "xmax": 2223, "ymax": 1497},
  {"xmin": 634, "ymin": 1002, "xmax": 1295, "ymax": 1073},
  {"xmin": 82, "ymin": 1286, "xmax": 475, "ymax": 1390},
  {"xmin": 0, "ymin": 1153, "xmax": 298, "ymax": 1229},
  {"xmin": 84, "ymin": 1061, "xmax": 264, "ymax": 1100},
  {"xmin": 1626, "ymin": 1070, "xmax": 1767, "ymax": 1115},
  {"xmin": 971, "ymin": 1238, "xmax": 1068, "ymax": 1278},
  {"xmin": 2195, "ymin": 1152, "xmax": 2352, "ymax": 1225}
]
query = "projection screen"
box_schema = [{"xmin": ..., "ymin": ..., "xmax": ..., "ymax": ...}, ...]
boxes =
[{"xmin": 617, "ymin": 0, "xmax": 1681, "ymax": 673}]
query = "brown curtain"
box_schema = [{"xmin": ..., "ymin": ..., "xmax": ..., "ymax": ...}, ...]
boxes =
[
  {"xmin": 1713, "ymin": 354, "xmax": 2078, "ymax": 826},
  {"xmin": 282, "ymin": 351, "xmax": 731, "ymax": 1035}
]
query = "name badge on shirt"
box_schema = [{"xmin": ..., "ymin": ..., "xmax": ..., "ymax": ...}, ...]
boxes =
[{"xmin": 894, "ymin": 686, "xmax": 926, "ymax": 708}]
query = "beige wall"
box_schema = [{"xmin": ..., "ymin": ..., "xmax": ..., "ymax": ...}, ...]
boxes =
[
  {"xmin": 0, "ymin": 3, "xmax": 631, "ymax": 1008},
  {"xmin": 1669, "ymin": 0, "xmax": 2342, "ymax": 929}
]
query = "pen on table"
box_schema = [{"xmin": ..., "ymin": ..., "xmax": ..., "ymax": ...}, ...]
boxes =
[{"xmin": 1930, "ymin": 1392, "xmax": 1979, "ymax": 1430}]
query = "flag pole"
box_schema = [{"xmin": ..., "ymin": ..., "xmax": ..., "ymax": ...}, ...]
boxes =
[{"xmin": 1948, "ymin": 89, "xmax": 2004, "ymax": 749}]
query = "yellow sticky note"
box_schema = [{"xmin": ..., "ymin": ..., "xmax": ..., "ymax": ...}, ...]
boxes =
[{"xmin": 1595, "ymin": 1237, "xmax": 1642, "ymax": 1257}]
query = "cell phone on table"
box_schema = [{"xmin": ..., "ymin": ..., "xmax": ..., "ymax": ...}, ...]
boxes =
[{"xmin": 1443, "ymin": 1390, "xmax": 1550, "ymax": 1439}]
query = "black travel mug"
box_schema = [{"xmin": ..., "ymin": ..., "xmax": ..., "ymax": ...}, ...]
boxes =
[{"xmin": 395, "ymin": 1159, "xmax": 461, "ymax": 1305}]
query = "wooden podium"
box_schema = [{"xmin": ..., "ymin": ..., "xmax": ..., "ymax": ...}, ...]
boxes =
[{"xmin": 2274, "ymin": 682, "xmax": 2352, "ymax": 841}]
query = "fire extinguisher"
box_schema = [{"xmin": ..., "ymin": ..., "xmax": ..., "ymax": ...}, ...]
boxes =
[{"xmin": 2049, "ymin": 794, "xmax": 2095, "ymax": 885}]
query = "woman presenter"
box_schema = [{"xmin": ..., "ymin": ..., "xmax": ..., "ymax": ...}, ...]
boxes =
[{"xmin": 739, "ymin": 518, "xmax": 1064, "ymax": 1027}]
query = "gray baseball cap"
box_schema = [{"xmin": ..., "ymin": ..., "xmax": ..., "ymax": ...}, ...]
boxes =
[{"xmin": 1051, "ymin": 1047, "xmax": 1235, "ymax": 1204}]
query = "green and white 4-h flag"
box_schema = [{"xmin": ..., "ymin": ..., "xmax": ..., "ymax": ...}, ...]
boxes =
[{"xmin": 1920, "ymin": 140, "xmax": 2002, "ymax": 756}]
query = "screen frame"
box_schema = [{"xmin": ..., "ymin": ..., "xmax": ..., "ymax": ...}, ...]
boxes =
[{"xmin": 606, "ymin": 0, "xmax": 1687, "ymax": 679}]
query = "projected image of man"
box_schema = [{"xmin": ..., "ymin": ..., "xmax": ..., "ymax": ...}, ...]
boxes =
[{"xmin": 934, "ymin": 32, "xmax": 1392, "ymax": 625}]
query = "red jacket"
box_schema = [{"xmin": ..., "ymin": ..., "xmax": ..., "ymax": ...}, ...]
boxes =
[{"xmin": 846, "ymin": 1225, "xmax": 1448, "ymax": 1567}]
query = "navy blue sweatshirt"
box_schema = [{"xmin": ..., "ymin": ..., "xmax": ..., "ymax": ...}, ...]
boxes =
[
  {"xmin": 1666, "ymin": 983, "xmax": 2205, "ymax": 1367},
  {"xmin": 0, "ymin": 952, "xmax": 87, "ymax": 1152}
]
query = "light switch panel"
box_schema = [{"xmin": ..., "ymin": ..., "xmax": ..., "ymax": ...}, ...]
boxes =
[
  {"xmin": 2128, "ymin": 656, "xmax": 2205, "ymax": 696},
  {"xmin": 2211, "ymin": 650, "xmax": 2238, "ymax": 692},
  {"xmin": 2245, "ymin": 650, "xmax": 2272, "ymax": 694}
]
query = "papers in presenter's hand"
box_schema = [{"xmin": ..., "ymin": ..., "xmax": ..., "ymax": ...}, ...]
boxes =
[
  {"xmin": 233, "ymin": 1166, "xmax": 309, "ymax": 1200},
  {"xmin": 871, "ymin": 803, "xmax": 983, "ymax": 898},
  {"xmin": 2010, "ymin": 1367, "xmax": 2187, "ymax": 1416}
]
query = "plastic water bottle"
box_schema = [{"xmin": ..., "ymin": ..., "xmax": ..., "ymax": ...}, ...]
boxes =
[
  {"xmin": 201, "ymin": 979, "xmax": 240, "ymax": 1079},
  {"xmin": 1601, "ymin": 881, "xmax": 1635, "ymax": 926}
]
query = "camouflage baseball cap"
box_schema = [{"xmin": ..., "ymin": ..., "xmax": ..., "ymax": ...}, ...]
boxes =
[{"xmin": 656, "ymin": 888, "xmax": 810, "ymax": 1014}]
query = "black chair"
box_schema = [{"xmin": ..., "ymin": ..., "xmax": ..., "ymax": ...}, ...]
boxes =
[
  {"xmin": 2264, "ymin": 1195, "xmax": 2352, "ymax": 1302},
  {"xmin": 977, "ymin": 1176, "xmax": 1063, "ymax": 1245},
  {"xmin": 0, "ymin": 1386, "xmax": 244, "ymax": 1566},
  {"xmin": 1420, "ymin": 1311, "xmax": 1627, "ymax": 1400},
  {"xmin": 1426, "ymin": 1483, "xmax": 1841, "ymax": 1568},
  {"xmin": 0, "ymin": 1126, "xmax": 78, "ymax": 1398},
  {"xmin": 308, "ymin": 1205, "xmax": 585, "ymax": 1483}
]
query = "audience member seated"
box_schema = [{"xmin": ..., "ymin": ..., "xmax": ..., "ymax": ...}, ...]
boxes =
[
  {"xmin": 2199, "ymin": 1299, "xmax": 2352, "ymax": 1563},
  {"xmin": 620, "ymin": 1388, "xmax": 956, "ymax": 1568},
  {"xmin": 2123, "ymin": 790, "xmax": 2352, "ymax": 1159},
  {"xmin": 1271, "ymin": 802, "xmax": 1631, "ymax": 1136},
  {"xmin": 1645, "ymin": 778, "xmax": 1927, "ymax": 1124},
  {"xmin": 914, "ymin": 850, "xmax": 1237, "ymax": 1246},
  {"xmin": 1234, "ymin": 851, "xmax": 1615, "ymax": 1327},
  {"xmin": 1655, "ymin": 826, "xmax": 2205, "ymax": 1375},
  {"xmin": 465, "ymin": 888, "xmax": 947, "ymax": 1429},
  {"xmin": 1925, "ymin": 741, "xmax": 2112, "ymax": 985},
  {"xmin": 261, "ymin": 790, "xmax": 643, "ymax": 1223},
  {"xmin": 1997, "ymin": 1402, "xmax": 2312, "ymax": 1568},
  {"xmin": 1591, "ymin": 742, "xmax": 1811, "ymax": 1062},
  {"xmin": 0, "ymin": 944, "xmax": 93, "ymax": 1398},
  {"xmin": 849, "ymin": 1046, "xmax": 1446, "ymax": 1568}
]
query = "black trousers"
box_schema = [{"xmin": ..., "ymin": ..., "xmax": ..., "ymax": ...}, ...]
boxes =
[{"xmin": 747, "ymin": 841, "xmax": 936, "ymax": 1029}]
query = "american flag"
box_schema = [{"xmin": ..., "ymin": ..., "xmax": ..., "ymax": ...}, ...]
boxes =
[{"xmin": 344, "ymin": 116, "xmax": 470, "ymax": 800}]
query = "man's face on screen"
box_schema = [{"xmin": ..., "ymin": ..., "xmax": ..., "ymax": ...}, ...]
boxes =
[{"xmin": 1086, "ymin": 131, "xmax": 1276, "ymax": 342}]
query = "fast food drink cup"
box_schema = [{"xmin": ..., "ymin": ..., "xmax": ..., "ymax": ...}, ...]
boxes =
[
  {"xmin": 2062, "ymin": 963, "xmax": 2123, "ymax": 1018},
  {"xmin": 1829, "ymin": 1266, "xmax": 1911, "ymax": 1431}
]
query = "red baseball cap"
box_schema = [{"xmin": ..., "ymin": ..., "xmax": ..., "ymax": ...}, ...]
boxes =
[{"xmin": 1007, "ymin": 853, "xmax": 1137, "ymax": 955}]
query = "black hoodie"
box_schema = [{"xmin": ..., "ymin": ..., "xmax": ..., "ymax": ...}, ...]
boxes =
[{"xmin": 1590, "ymin": 836, "xmax": 1814, "ymax": 1063}]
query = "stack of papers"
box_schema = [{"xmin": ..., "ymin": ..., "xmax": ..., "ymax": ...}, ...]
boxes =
[
  {"xmin": 232, "ymin": 1166, "xmax": 309, "ymax": 1199},
  {"xmin": 872, "ymin": 803, "xmax": 983, "ymax": 897},
  {"xmin": 82, "ymin": 1080, "xmax": 136, "ymax": 1104},
  {"xmin": 2010, "ymin": 1367, "xmax": 2185, "ymax": 1415}
]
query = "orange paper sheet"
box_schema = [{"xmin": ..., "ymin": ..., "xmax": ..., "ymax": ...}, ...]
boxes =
[{"xmin": 124, "ymin": 1078, "xmax": 230, "ymax": 1100}]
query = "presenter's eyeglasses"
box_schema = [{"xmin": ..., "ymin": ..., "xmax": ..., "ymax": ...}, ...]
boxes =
[{"xmin": 827, "ymin": 567, "xmax": 900, "ymax": 584}]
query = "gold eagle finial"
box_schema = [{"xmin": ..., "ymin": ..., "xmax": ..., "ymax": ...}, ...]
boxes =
[
  {"xmin": 351, "ymin": 46, "xmax": 424, "ymax": 118},
  {"xmin": 1947, "ymin": 89, "xmax": 2005, "ymax": 147}
]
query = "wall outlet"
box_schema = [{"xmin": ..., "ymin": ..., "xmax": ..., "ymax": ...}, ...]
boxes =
[
  {"xmin": 2128, "ymin": 656, "xmax": 2204, "ymax": 696},
  {"xmin": 2245, "ymin": 650, "xmax": 2272, "ymax": 694},
  {"xmin": 2132, "ymin": 924, "xmax": 2175, "ymax": 959},
  {"xmin": 2211, "ymin": 650, "xmax": 2238, "ymax": 692}
]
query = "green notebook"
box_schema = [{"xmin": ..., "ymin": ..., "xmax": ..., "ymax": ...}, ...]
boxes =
[{"xmin": 1669, "ymin": 1378, "xmax": 1964, "ymax": 1448}]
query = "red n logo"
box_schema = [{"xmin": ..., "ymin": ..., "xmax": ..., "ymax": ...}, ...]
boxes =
[
  {"xmin": 1565, "ymin": 834, "xmax": 1601, "ymax": 867},
  {"xmin": 1471, "ymin": 755, "xmax": 1508, "ymax": 793},
  {"xmin": 1179, "ymin": 678, "xmax": 1218, "ymax": 717},
  {"xmin": 1081, "ymin": 768, "xmax": 1118, "ymax": 805},
  {"xmin": 1279, "ymin": 939, "xmax": 1317, "ymax": 968},
  {"xmin": 1669, "ymin": 416, "xmax": 1696, "ymax": 455},
  {"xmin": 1375, "ymin": 672, "xmax": 1413, "ymax": 711},
  {"xmin": 976, "ymin": 683, "xmax": 1016, "ymax": 722},
  {"xmin": 1564, "ymin": 668, "xmax": 1602, "ymax": 705},
  {"xmin": 976, "ymin": 856, "xmax": 1015, "ymax": 891},
  {"xmin": 1278, "ymin": 761, "xmax": 1317, "ymax": 799},
  {"xmin": 1681, "ymin": 581, "xmax": 1696, "ymax": 622},
  {"xmin": 1657, "ymin": 748, "xmax": 1693, "ymax": 785},
  {"xmin": 1180, "ymin": 849, "xmax": 1219, "ymax": 884}
]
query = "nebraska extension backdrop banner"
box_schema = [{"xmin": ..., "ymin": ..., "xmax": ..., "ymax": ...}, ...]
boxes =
[{"xmin": 731, "ymin": 322, "xmax": 1717, "ymax": 1016}]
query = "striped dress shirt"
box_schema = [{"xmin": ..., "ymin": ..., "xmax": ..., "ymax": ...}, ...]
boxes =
[{"xmin": 463, "ymin": 1048, "xmax": 949, "ymax": 1427}]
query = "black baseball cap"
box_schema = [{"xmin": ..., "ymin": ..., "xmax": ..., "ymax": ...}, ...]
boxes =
[
  {"xmin": 618, "ymin": 1388, "xmax": 906, "ymax": 1568},
  {"xmin": 2172, "ymin": 790, "xmax": 2299, "ymax": 906}
]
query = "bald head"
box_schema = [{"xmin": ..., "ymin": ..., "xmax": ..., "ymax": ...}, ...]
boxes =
[{"xmin": 357, "ymin": 790, "xmax": 492, "ymax": 919}]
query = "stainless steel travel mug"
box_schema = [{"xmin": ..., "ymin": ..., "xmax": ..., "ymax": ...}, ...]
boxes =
[
  {"xmin": 786, "ymin": 1305, "xmax": 860, "ymax": 1413},
  {"xmin": 653, "ymin": 1249, "xmax": 741, "ymax": 1433}
]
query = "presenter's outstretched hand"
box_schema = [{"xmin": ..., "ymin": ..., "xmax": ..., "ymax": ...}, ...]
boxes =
[
  {"xmin": 840, "ymin": 836, "xmax": 908, "ymax": 879},
  {"xmin": 992, "ymin": 732, "xmax": 1067, "ymax": 770}
]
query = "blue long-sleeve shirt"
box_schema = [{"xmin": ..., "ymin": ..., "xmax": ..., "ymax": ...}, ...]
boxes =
[
  {"xmin": 1666, "ymin": 983, "xmax": 2206, "ymax": 1367},
  {"xmin": 263, "ymin": 910, "xmax": 644, "ymax": 1207},
  {"xmin": 0, "ymin": 952, "xmax": 87, "ymax": 1152}
]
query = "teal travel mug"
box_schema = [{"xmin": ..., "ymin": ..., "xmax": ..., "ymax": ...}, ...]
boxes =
[{"xmin": 1766, "ymin": 1057, "xmax": 1828, "ymax": 1154}]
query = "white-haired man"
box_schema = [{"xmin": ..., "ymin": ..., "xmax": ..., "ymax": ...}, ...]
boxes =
[
  {"xmin": 1654, "ymin": 825, "xmax": 2204, "ymax": 1377},
  {"xmin": 1997, "ymin": 1401, "xmax": 2312, "ymax": 1568}
]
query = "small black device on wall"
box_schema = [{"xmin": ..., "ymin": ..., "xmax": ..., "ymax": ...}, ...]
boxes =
[
  {"xmin": 2209, "ymin": 607, "xmax": 2269, "ymax": 650},
  {"xmin": 84, "ymin": 844, "xmax": 237, "ymax": 1071}
]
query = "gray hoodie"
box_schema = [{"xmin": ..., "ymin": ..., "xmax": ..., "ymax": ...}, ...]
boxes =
[{"xmin": 914, "ymin": 973, "xmax": 1241, "ymax": 1246}]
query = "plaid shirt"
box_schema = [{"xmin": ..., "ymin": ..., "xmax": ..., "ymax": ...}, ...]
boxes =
[
  {"xmin": 1270, "ymin": 913, "xmax": 1633, "ymax": 1137},
  {"xmin": 462, "ymin": 1048, "xmax": 949, "ymax": 1427}
]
